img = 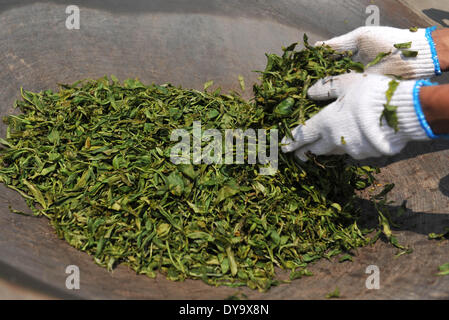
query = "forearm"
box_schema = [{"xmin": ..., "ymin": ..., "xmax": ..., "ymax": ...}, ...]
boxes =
[
  {"xmin": 433, "ymin": 29, "xmax": 449, "ymax": 72},
  {"xmin": 420, "ymin": 84, "xmax": 449, "ymax": 134}
]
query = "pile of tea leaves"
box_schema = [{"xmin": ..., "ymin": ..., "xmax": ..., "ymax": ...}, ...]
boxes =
[
  {"xmin": 253, "ymin": 34, "xmax": 366, "ymax": 136},
  {"xmin": 0, "ymin": 35, "xmax": 389, "ymax": 291}
]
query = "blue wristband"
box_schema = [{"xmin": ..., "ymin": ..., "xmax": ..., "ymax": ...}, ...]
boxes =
[
  {"xmin": 425, "ymin": 26, "xmax": 442, "ymax": 76},
  {"xmin": 413, "ymin": 79, "xmax": 449, "ymax": 139}
]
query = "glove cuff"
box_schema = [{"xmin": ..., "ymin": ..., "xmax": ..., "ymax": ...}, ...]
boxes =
[
  {"xmin": 425, "ymin": 27, "xmax": 443, "ymax": 76},
  {"xmin": 412, "ymin": 79, "xmax": 449, "ymax": 140},
  {"xmin": 399, "ymin": 27, "xmax": 442, "ymax": 79},
  {"xmin": 384, "ymin": 79, "xmax": 437, "ymax": 143},
  {"xmin": 371, "ymin": 79, "xmax": 430, "ymax": 147}
]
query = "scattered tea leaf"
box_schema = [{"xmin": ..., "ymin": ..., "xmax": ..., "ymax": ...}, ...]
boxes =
[
  {"xmin": 437, "ymin": 263, "xmax": 449, "ymax": 276},
  {"xmin": 326, "ymin": 287, "xmax": 340, "ymax": 299},
  {"xmin": 238, "ymin": 75, "xmax": 245, "ymax": 92},
  {"xmin": 394, "ymin": 42, "xmax": 412, "ymax": 49},
  {"xmin": 380, "ymin": 80, "xmax": 400, "ymax": 132},
  {"xmin": 366, "ymin": 51, "xmax": 391, "ymax": 68},
  {"xmin": 402, "ymin": 50, "xmax": 418, "ymax": 58}
]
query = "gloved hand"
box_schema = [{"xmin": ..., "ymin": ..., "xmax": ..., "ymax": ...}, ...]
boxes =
[
  {"xmin": 281, "ymin": 73, "xmax": 436, "ymax": 161},
  {"xmin": 316, "ymin": 26, "xmax": 442, "ymax": 79}
]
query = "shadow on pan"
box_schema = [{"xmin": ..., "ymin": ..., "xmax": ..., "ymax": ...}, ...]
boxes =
[
  {"xmin": 353, "ymin": 139, "xmax": 449, "ymax": 200},
  {"xmin": 0, "ymin": 260, "xmax": 79, "ymax": 299},
  {"xmin": 358, "ymin": 198, "xmax": 449, "ymax": 237},
  {"xmin": 360, "ymin": 140, "xmax": 449, "ymax": 167},
  {"xmin": 423, "ymin": 8, "xmax": 449, "ymax": 28}
]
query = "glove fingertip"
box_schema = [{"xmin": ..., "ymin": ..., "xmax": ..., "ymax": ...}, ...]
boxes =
[
  {"xmin": 307, "ymin": 78, "xmax": 341, "ymax": 101},
  {"xmin": 294, "ymin": 150, "xmax": 309, "ymax": 162},
  {"xmin": 281, "ymin": 138, "xmax": 301, "ymax": 153},
  {"xmin": 307, "ymin": 83, "xmax": 326, "ymax": 100}
]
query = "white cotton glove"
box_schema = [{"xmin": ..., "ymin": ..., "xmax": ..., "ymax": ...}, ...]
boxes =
[
  {"xmin": 281, "ymin": 73, "xmax": 432, "ymax": 161},
  {"xmin": 316, "ymin": 26, "xmax": 441, "ymax": 79}
]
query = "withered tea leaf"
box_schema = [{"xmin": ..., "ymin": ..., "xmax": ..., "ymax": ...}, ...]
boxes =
[
  {"xmin": 366, "ymin": 51, "xmax": 391, "ymax": 68},
  {"xmin": 394, "ymin": 42, "xmax": 412, "ymax": 49},
  {"xmin": 381, "ymin": 80, "xmax": 400, "ymax": 132},
  {"xmin": 402, "ymin": 50, "xmax": 418, "ymax": 58}
]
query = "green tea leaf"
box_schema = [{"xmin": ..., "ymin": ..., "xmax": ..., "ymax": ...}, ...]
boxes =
[
  {"xmin": 226, "ymin": 246, "xmax": 238, "ymax": 276},
  {"xmin": 366, "ymin": 51, "xmax": 391, "ymax": 68},
  {"xmin": 394, "ymin": 42, "xmax": 412, "ymax": 49},
  {"xmin": 339, "ymin": 254, "xmax": 353, "ymax": 263},
  {"xmin": 22, "ymin": 179, "xmax": 47, "ymax": 209},
  {"xmin": 47, "ymin": 128, "xmax": 60, "ymax": 145},
  {"xmin": 238, "ymin": 75, "xmax": 245, "ymax": 92},
  {"xmin": 402, "ymin": 50, "xmax": 418, "ymax": 58},
  {"xmin": 381, "ymin": 80, "xmax": 400, "ymax": 132},
  {"xmin": 166, "ymin": 172, "xmax": 185, "ymax": 196},
  {"xmin": 204, "ymin": 80, "xmax": 214, "ymax": 91},
  {"xmin": 437, "ymin": 263, "xmax": 449, "ymax": 276},
  {"xmin": 326, "ymin": 287, "xmax": 340, "ymax": 299}
]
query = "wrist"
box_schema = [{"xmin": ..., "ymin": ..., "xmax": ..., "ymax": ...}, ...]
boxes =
[
  {"xmin": 420, "ymin": 84, "xmax": 449, "ymax": 135},
  {"xmin": 433, "ymin": 29, "xmax": 449, "ymax": 72}
]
